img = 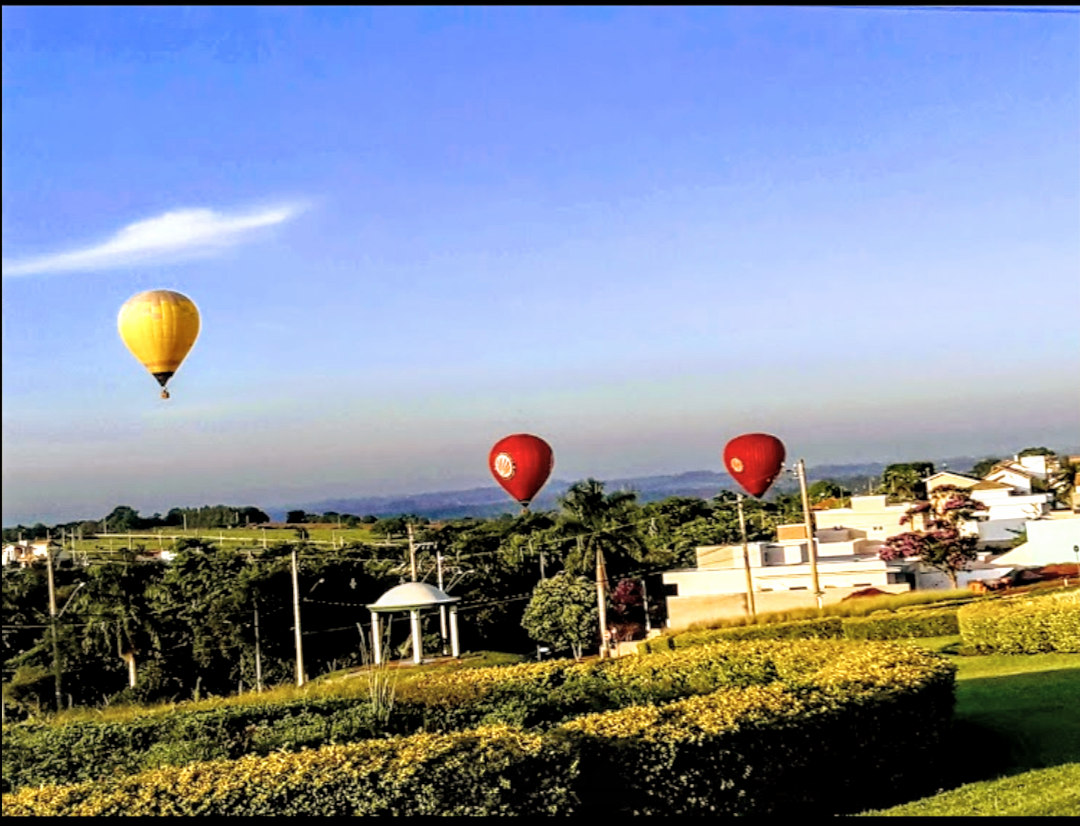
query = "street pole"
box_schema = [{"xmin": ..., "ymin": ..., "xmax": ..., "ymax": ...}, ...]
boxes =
[
  {"xmin": 596, "ymin": 545, "xmax": 609, "ymax": 660},
  {"xmin": 736, "ymin": 494, "xmax": 758, "ymax": 621},
  {"xmin": 291, "ymin": 547, "xmax": 305, "ymax": 687},
  {"xmin": 437, "ymin": 551, "xmax": 449, "ymax": 655},
  {"xmin": 796, "ymin": 459, "xmax": 824, "ymax": 609},
  {"xmin": 46, "ymin": 537, "xmax": 62, "ymax": 712}
]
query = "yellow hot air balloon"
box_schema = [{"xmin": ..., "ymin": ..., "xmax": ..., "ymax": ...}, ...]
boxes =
[{"xmin": 118, "ymin": 289, "xmax": 201, "ymax": 399}]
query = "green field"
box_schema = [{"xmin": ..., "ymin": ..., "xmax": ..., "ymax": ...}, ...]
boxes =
[
  {"xmin": 860, "ymin": 637, "xmax": 1080, "ymax": 816},
  {"xmin": 59, "ymin": 525, "xmax": 390, "ymax": 555}
]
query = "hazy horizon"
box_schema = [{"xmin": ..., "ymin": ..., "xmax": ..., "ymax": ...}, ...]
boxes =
[{"xmin": 4, "ymin": 8, "xmax": 1078, "ymax": 528}]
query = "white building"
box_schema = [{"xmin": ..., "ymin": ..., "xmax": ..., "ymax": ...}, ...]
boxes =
[
  {"xmin": 924, "ymin": 471, "xmax": 981, "ymax": 493},
  {"xmin": 661, "ymin": 527, "xmax": 909, "ymax": 630},
  {"xmin": 990, "ymin": 514, "xmax": 1080, "ymax": 568},
  {"xmin": 967, "ymin": 480, "xmax": 1051, "ymax": 521},
  {"xmin": 2, "ymin": 540, "xmax": 54, "ymax": 567},
  {"xmin": 811, "ymin": 494, "xmax": 925, "ymax": 541}
]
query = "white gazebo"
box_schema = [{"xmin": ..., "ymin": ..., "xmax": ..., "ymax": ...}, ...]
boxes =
[{"xmin": 367, "ymin": 582, "xmax": 461, "ymax": 665}]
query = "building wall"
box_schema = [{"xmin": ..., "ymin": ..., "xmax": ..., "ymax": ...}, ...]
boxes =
[
  {"xmin": 984, "ymin": 468, "xmax": 1033, "ymax": 493},
  {"xmin": 812, "ymin": 495, "xmax": 913, "ymax": 541},
  {"xmin": 664, "ymin": 584, "xmax": 911, "ymax": 630},
  {"xmin": 976, "ymin": 518, "xmax": 1029, "ymax": 546},
  {"xmin": 926, "ymin": 473, "xmax": 979, "ymax": 493},
  {"xmin": 970, "ymin": 493, "xmax": 1049, "ymax": 521},
  {"xmin": 992, "ymin": 516, "xmax": 1080, "ymax": 567}
]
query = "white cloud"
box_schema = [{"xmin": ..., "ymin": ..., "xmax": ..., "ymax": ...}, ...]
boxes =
[{"xmin": 1, "ymin": 203, "xmax": 306, "ymax": 277}]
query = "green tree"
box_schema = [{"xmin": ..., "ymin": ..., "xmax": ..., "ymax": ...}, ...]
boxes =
[
  {"xmin": 881, "ymin": 462, "xmax": 934, "ymax": 502},
  {"xmin": 970, "ymin": 457, "xmax": 1003, "ymax": 478},
  {"xmin": 1018, "ymin": 446, "xmax": 1055, "ymax": 457},
  {"xmin": 285, "ymin": 510, "xmax": 307, "ymax": 525},
  {"xmin": 1049, "ymin": 458, "xmax": 1080, "ymax": 509},
  {"xmin": 807, "ymin": 479, "xmax": 851, "ymax": 505},
  {"xmin": 521, "ymin": 572, "xmax": 599, "ymax": 660},
  {"xmin": 103, "ymin": 506, "xmax": 143, "ymax": 533},
  {"xmin": 555, "ymin": 479, "xmax": 653, "ymax": 579}
]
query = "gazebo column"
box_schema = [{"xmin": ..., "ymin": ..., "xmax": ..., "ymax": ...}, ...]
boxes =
[
  {"xmin": 410, "ymin": 609, "xmax": 423, "ymax": 665},
  {"xmin": 450, "ymin": 605, "xmax": 460, "ymax": 658},
  {"xmin": 371, "ymin": 611, "xmax": 382, "ymax": 666}
]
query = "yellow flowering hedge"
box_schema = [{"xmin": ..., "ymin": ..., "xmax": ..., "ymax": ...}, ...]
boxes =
[
  {"xmin": 2, "ymin": 641, "xmax": 955, "ymax": 816},
  {"xmin": 958, "ymin": 589, "xmax": 1080, "ymax": 654},
  {"xmin": 0, "ymin": 725, "xmax": 579, "ymax": 816}
]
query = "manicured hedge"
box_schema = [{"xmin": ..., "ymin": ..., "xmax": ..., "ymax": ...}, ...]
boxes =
[
  {"xmin": 958, "ymin": 590, "xmax": 1080, "ymax": 654},
  {"xmin": 841, "ymin": 608, "xmax": 960, "ymax": 640},
  {"xmin": 0, "ymin": 640, "xmax": 836, "ymax": 794},
  {"xmin": 2, "ymin": 641, "xmax": 956, "ymax": 817},
  {"xmin": 664, "ymin": 617, "xmax": 846, "ymax": 651}
]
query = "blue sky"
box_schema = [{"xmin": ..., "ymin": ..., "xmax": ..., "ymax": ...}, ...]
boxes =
[{"xmin": 3, "ymin": 6, "xmax": 1078, "ymax": 525}]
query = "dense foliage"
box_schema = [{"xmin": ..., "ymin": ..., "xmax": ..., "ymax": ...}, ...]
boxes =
[
  {"xmin": 3, "ymin": 482, "xmax": 826, "ymax": 717},
  {"xmin": 2, "ymin": 640, "xmax": 956, "ymax": 815},
  {"xmin": 958, "ymin": 590, "xmax": 1080, "ymax": 654}
]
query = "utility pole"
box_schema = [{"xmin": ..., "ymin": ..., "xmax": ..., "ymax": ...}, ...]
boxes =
[
  {"xmin": 641, "ymin": 577, "xmax": 652, "ymax": 634},
  {"xmin": 437, "ymin": 551, "xmax": 450, "ymax": 655},
  {"xmin": 407, "ymin": 523, "xmax": 418, "ymax": 582},
  {"xmin": 736, "ymin": 494, "xmax": 758, "ymax": 621},
  {"xmin": 253, "ymin": 599, "xmax": 264, "ymax": 693},
  {"xmin": 291, "ymin": 547, "xmax": 305, "ymax": 687},
  {"xmin": 46, "ymin": 535, "xmax": 62, "ymax": 712},
  {"xmin": 595, "ymin": 544, "xmax": 609, "ymax": 660},
  {"xmin": 796, "ymin": 459, "xmax": 824, "ymax": 609}
]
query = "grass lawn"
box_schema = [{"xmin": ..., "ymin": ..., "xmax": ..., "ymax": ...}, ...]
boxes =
[
  {"xmin": 863, "ymin": 764, "xmax": 1080, "ymax": 817},
  {"xmin": 62, "ymin": 524, "xmax": 386, "ymax": 555},
  {"xmin": 859, "ymin": 636, "xmax": 1080, "ymax": 816}
]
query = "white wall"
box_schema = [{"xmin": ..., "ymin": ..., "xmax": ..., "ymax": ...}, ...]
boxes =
[{"xmin": 993, "ymin": 516, "xmax": 1080, "ymax": 566}]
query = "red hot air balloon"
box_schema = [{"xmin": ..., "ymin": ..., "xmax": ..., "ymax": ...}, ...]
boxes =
[
  {"xmin": 723, "ymin": 433, "xmax": 786, "ymax": 499},
  {"xmin": 489, "ymin": 434, "xmax": 555, "ymax": 510}
]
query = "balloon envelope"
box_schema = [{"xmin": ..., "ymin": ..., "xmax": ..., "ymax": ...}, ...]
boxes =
[
  {"xmin": 723, "ymin": 433, "xmax": 786, "ymax": 498},
  {"xmin": 489, "ymin": 434, "xmax": 554, "ymax": 507},
  {"xmin": 118, "ymin": 289, "xmax": 200, "ymax": 398}
]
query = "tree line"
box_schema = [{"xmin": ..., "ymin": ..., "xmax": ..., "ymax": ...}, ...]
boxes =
[{"xmin": 2, "ymin": 478, "xmax": 821, "ymax": 717}]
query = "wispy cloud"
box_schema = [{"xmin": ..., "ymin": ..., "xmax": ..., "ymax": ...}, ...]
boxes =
[{"xmin": 2, "ymin": 203, "xmax": 306, "ymax": 277}]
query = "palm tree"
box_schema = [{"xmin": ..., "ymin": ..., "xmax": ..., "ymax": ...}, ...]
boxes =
[
  {"xmin": 555, "ymin": 479, "xmax": 651, "ymax": 579},
  {"xmin": 1049, "ymin": 458, "xmax": 1080, "ymax": 510}
]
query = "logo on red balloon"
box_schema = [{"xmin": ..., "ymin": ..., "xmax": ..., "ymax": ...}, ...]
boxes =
[
  {"xmin": 730, "ymin": 457, "xmax": 744, "ymax": 473},
  {"xmin": 494, "ymin": 452, "xmax": 515, "ymax": 479}
]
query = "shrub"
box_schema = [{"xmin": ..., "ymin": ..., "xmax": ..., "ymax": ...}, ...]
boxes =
[
  {"xmin": 669, "ymin": 617, "xmax": 845, "ymax": 649},
  {"xmin": 2, "ymin": 641, "xmax": 955, "ymax": 817},
  {"xmin": 0, "ymin": 726, "xmax": 579, "ymax": 816},
  {"xmin": 958, "ymin": 590, "xmax": 1080, "ymax": 654},
  {"xmin": 842, "ymin": 608, "xmax": 960, "ymax": 640}
]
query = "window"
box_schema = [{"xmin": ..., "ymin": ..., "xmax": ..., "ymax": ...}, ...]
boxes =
[{"xmin": 663, "ymin": 583, "xmax": 679, "ymax": 597}]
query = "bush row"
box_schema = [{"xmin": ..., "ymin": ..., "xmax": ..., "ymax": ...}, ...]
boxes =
[
  {"xmin": 0, "ymin": 639, "xmax": 846, "ymax": 794},
  {"xmin": 640, "ymin": 617, "xmax": 846, "ymax": 653},
  {"xmin": 641, "ymin": 608, "xmax": 964, "ymax": 653},
  {"xmin": 958, "ymin": 590, "xmax": 1080, "ymax": 654},
  {"xmin": 1, "ymin": 642, "xmax": 956, "ymax": 816}
]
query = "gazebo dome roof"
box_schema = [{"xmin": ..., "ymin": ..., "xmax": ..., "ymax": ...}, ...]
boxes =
[{"xmin": 367, "ymin": 582, "xmax": 460, "ymax": 612}]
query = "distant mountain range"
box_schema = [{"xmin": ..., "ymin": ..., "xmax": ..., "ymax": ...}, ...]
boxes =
[{"xmin": 268, "ymin": 457, "xmax": 998, "ymax": 522}]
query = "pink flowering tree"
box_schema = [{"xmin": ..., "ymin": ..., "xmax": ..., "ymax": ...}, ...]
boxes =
[{"xmin": 882, "ymin": 486, "xmax": 985, "ymax": 588}]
